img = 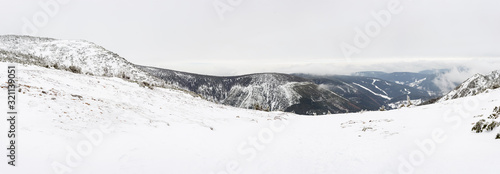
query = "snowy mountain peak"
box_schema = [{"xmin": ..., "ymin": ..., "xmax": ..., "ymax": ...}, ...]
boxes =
[
  {"xmin": 0, "ymin": 35, "xmax": 166, "ymax": 87},
  {"xmin": 439, "ymin": 70, "xmax": 500, "ymax": 102}
]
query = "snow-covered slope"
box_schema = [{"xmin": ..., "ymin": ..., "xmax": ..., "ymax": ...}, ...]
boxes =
[
  {"xmin": 139, "ymin": 66, "xmax": 361, "ymax": 115},
  {"xmin": 294, "ymin": 74, "xmax": 432, "ymax": 110},
  {"xmin": 439, "ymin": 70, "xmax": 500, "ymax": 102},
  {"xmin": 353, "ymin": 70, "xmax": 456, "ymax": 96},
  {"xmin": 1, "ymin": 63, "xmax": 499, "ymax": 174},
  {"xmin": 0, "ymin": 35, "xmax": 165, "ymax": 87}
]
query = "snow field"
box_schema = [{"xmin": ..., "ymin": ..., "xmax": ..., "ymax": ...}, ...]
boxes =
[{"xmin": 0, "ymin": 63, "xmax": 499, "ymax": 174}]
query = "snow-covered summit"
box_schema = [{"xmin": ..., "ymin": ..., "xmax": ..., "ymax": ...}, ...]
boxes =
[
  {"xmin": 0, "ymin": 35, "xmax": 165, "ymax": 87},
  {"xmin": 439, "ymin": 70, "xmax": 500, "ymax": 102}
]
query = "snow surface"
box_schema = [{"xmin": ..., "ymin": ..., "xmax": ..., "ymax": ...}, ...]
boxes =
[{"xmin": 1, "ymin": 63, "xmax": 499, "ymax": 174}]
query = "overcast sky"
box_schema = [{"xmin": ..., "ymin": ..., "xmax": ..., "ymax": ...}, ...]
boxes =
[{"xmin": 1, "ymin": 0, "xmax": 500, "ymax": 76}]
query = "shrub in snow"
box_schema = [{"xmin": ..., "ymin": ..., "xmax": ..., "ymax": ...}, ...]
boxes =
[
  {"xmin": 472, "ymin": 120, "xmax": 499, "ymax": 133},
  {"xmin": 68, "ymin": 65, "xmax": 81, "ymax": 74},
  {"xmin": 472, "ymin": 119, "xmax": 486, "ymax": 133},
  {"xmin": 487, "ymin": 114, "xmax": 497, "ymax": 119},
  {"xmin": 253, "ymin": 103, "xmax": 263, "ymax": 111},
  {"xmin": 486, "ymin": 121, "xmax": 499, "ymax": 132},
  {"xmin": 496, "ymin": 133, "xmax": 500, "ymax": 139},
  {"xmin": 119, "ymin": 72, "xmax": 130, "ymax": 80},
  {"xmin": 262, "ymin": 106, "xmax": 270, "ymax": 112},
  {"xmin": 139, "ymin": 82, "xmax": 153, "ymax": 89},
  {"xmin": 362, "ymin": 127, "xmax": 373, "ymax": 132},
  {"xmin": 472, "ymin": 107, "xmax": 500, "ymax": 134},
  {"xmin": 489, "ymin": 106, "xmax": 499, "ymax": 119}
]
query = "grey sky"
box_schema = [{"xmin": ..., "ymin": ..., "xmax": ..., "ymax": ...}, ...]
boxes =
[{"xmin": 1, "ymin": 0, "xmax": 500, "ymax": 76}]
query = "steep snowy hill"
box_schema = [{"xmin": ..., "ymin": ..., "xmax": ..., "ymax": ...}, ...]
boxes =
[
  {"xmin": 294, "ymin": 74, "xmax": 432, "ymax": 110},
  {"xmin": 139, "ymin": 66, "xmax": 361, "ymax": 115},
  {"xmin": 1, "ymin": 62, "xmax": 499, "ymax": 174},
  {"xmin": 439, "ymin": 70, "xmax": 500, "ymax": 102},
  {"xmin": 0, "ymin": 35, "xmax": 165, "ymax": 87}
]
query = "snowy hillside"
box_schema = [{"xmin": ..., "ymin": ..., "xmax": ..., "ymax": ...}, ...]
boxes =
[
  {"xmin": 0, "ymin": 35, "xmax": 165, "ymax": 87},
  {"xmin": 294, "ymin": 74, "xmax": 432, "ymax": 110},
  {"xmin": 439, "ymin": 70, "xmax": 500, "ymax": 102},
  {"xmin": 139, "ymin": 66, "xmax": 361, "ymax": 115},
  {"xmin": 1, "ymin": 62, "xmax": 499, "ymax": 174},
  {"xmin": 353, "ymin": 70, "xmax": 456, "ymax": 96}
]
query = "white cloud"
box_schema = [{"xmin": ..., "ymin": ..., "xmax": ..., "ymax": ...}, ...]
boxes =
[{"xmin": 1, "ymin": 0, "xmax": 499, "ymax": 76}]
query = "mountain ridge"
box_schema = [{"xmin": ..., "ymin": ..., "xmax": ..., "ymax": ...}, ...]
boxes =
[
  {"xmin": 293, "ymin": 73, "xmax": 433, "ymax": 110},
  {"xmin": 139, "ymin": 65, "xmax": 361, "ymax": 115},
  {"xmin": 438, "ymin": 70, "xmax": 500, "ymax": 102},
  {"xmin": 2, "ymin": 35, "xmax": 482, "ymax": 115},
  {"xmin": 352, "ymin": 70, "xmax": 460, "ymax": 96},
  {"xmin": 0, "ymin": 35, "xmax": 166, "ymax": 88}
]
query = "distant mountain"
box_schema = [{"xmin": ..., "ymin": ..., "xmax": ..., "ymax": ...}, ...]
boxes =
[
  {"xmin": 139, "ymin": 66, "xmax": 361, "ymax": 115},
  {"xmin": 293, "ymin": 74, "xmax": 433, "ymax": 110},
  {"xmin": 352, "ymin": 70, "xmax": 460, "ymax": 96},
  {"xmin": 0, "ymin": 35, "xmax": 165, "ymax": 87},
  {"xmin": 438, "ymin": 70, "xmax": 500, "ymax": 102},
  {"xmin": 0, "ymin": 35, "xmax": 363, "ymax": 115},
  {"xmin": 3, "ymin": 35, "xmax": 472, "ymax": 115}
]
